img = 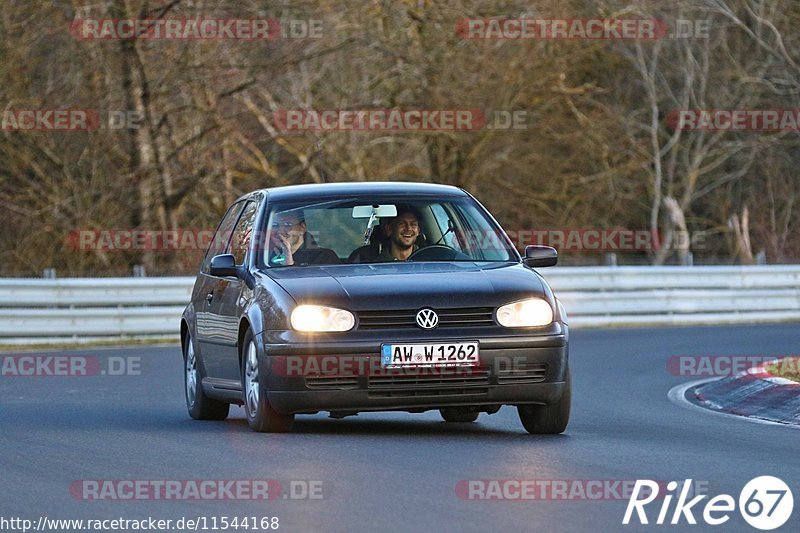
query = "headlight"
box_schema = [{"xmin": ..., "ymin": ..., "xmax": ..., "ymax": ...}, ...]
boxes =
[
  {"xmin": 290, "ymin": 305, "xmax": 355, "ymax": 332},
  {"xmin": 496, "ymin": 298, "xmax": 553, "ymax": 327}
]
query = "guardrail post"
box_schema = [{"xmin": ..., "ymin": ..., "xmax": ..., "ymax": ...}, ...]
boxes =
[
  {"xmin": 43, "ymin": 268, "xmax": 56, "ymax": 279},
  {"xmin": 604, "ymin": 253, "xmax": 617, "ymax": 266},
  {"xmin": 755, "ymin": 251, "xmax": 767, "ymax": 265},
  {"xmin": 133, "ymin": 265, "xmax": 147, "ymax": 277},
  {"xmin": 681, "ymin": 252, "xmax": 693, "ymax": 266}
]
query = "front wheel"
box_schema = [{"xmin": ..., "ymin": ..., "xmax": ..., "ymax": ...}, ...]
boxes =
[
  {"xmin": 184, "ymin": 332, "xmax": 229, "ymax": 420},
  {"xmin": 517, "ymin": 369, "xmax": 571, "ymax": 434},
  {"xmin": 242, "ymin": 329, "xmax": 294, "ymax": 433}
]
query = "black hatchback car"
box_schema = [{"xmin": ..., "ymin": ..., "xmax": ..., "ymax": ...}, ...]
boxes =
[{"xmin": 181, "ymin": 182, "xmax": 569, "ymax": 433}]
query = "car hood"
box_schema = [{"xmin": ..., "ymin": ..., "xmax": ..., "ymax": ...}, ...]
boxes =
[{"xmin": 266, "ymin": 262, "xmax": 546, "ymax": 311}]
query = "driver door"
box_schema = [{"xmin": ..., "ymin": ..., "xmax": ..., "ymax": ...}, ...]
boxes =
[{"xmin": 205, "ymin": 200, "xmax": 260, "ymax": 381}]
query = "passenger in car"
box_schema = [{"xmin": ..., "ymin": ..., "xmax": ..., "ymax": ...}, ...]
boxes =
[
  {"xmin": 376, "ymin": 206, "xmax": 423, "ymax": 261},
  {"xmin": 268, "ymin": 210, "xmax": 340, "ymax": 266}
]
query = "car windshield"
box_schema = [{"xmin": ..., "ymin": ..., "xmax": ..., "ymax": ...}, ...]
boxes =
[{"xmin": 258, "ymin": 196, "xmax": 516, "ymax": 267}]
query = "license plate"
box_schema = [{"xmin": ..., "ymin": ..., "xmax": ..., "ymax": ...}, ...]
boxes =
[{"xmin": 381, "ymin": 341, "xmax": 480, "ymax": 368}]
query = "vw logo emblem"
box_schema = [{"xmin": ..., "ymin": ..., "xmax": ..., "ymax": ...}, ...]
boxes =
[{"xmin": 415, "ymin": 308, "xmax": 439, "ymax": 329}]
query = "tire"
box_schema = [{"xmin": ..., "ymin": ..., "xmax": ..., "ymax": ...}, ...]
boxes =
[
  {"xmin": 439, "ymin": 408, "xmax": 479, "ymax": 423},
  {"xmin": 184, "ymin": 332, "xmax": 230, "ymax": 420},
  {"xmin": 517, "ymin": 369, "xmax": 571, "ymax": 434},
  {"xmin": 242, "ymin": 329, "xmax": 294, "ymax": 433}
]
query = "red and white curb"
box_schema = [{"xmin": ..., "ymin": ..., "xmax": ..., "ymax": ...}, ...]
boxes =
[
  {"xmin": 668, "ymin": 357, "xmax": 800, "ymax": 428},
  {"xmin": 745, "ymin": 358, "xmax": 800, "ymax": 386}
]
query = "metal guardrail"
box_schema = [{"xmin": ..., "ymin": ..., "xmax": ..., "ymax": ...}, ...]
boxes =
[
  {"xmin": 0, "ymin": 278, "xmax": 193, "ymax": 344},
  {"xmin": 0, "ymin": 266, "xmax": 798, "ymax": 344},
  {"xmin": 544, "ymin": 266, "xmax": 800, "ymax": 327}
]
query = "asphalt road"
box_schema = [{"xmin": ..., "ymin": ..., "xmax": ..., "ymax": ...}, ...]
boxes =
[{"xmin": 2, "ymin": 325, "xmax": 799, "ymax": 532}]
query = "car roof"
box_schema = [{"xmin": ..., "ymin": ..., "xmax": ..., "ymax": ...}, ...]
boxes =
[{"xmin": 238, "ymin": 181, "xmax": 469, "ymax": 203}]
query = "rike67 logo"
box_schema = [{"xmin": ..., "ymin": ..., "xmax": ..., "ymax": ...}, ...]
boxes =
[{"xmin": 624, "ymin": 477, "xmax": 793, "ymax": 530}]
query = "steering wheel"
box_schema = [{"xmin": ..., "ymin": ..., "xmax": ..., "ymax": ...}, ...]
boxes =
[{"xmin": 408, "ymin": 244, "xmax": 470, "ymax": 261}]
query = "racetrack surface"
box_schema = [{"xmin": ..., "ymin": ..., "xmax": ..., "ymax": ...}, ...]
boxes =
[{"xmin": 2, "ymin": 325, "xmax": 798, "ymax": 532}]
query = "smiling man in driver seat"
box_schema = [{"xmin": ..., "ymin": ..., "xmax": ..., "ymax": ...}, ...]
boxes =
[{"xmin": 377, "ymin": 206, "xmax": 422, "ymax": 261}]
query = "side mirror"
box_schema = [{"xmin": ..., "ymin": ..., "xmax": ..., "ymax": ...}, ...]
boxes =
[
  {"xmin": 209, "ymin": 254, "xmax": 239, "ymax": 277},
  {"xmin": 523, "ymin": 245, "xmax": 558, "ymax": 268}
]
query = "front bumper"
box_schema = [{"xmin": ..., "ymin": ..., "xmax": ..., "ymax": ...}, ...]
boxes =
[{"xmin": 258, "ymin": 327, "xmax": 569, "ymax": 415}]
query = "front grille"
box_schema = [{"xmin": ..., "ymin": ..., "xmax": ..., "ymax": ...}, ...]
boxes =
[
  {"xmin": 304, "ymin": 376, "xmax": 359, "ymax": 390},
  {"xmin": 369, "ymin": 367, "xmax": 491, "ymax": 388},
  {"xmin": 357, "ymin": 307, "xmax": 495, "ymax": 330},
  {"xmin": 368, "ymin": 388, "xmax": 489, "ymax": 398},
  {"xmin": 496, "ymin": 363, "xmax": 548, "ymax": 384},
  {"xmin": 367, "ymin": 367, "xmax": 491, "ymax": 398}
]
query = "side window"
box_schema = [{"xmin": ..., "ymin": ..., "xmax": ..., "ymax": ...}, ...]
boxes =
[
  {"xmin": 201, "ymin": 202, "xmax": 245, "ymax": 273},
  {"xmin": 229, "ymin": 201, "xmax": 258, "ymax": 265}
]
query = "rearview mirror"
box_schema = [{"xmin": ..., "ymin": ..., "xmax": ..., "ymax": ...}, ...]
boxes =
[
  {"xmin": 523, "ymin": 245, "xmax": 558, "ymax": 268},
  {"xmin": 352, "ymin": 204, "xmax": 398, "ymax": 219},
  {"xmin": 209, "ymin": 253, "xmax": 239, "ymax": 277}
]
